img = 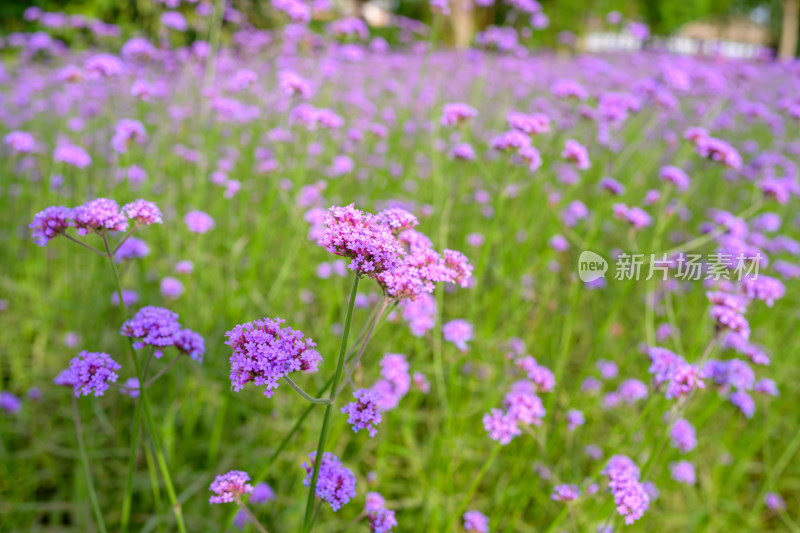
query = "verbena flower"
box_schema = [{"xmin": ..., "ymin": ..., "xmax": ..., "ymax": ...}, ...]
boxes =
[
  {"xmin": 184, "ymin": 210, "xmax": 215, "ymax": 233},
  {"xmin": 29, "ymin": 206, "xmax": 73, "ymax": 246},
  {"xmin": 670, "ymin": 418, "xmax": 697, "ymax": 453},
  {"xmin": 301, "ymin": 452, "xmax": 356, "ymax": 511},
  {"xmin": 115, "ymin": 237, "xmax": 149, "ymax": 263},
  {"xmin": 441, "ymin": 103, "xmax": 478, "ymax": 127},
  {"xmin": 66, "ymin": 351, "xmax": 121, "ymax": 397},
  {"xmin": 483, "ymin": 408, "xmax": 520, "ymax": 445},
  {"xmin": 670, "ymin": 460, "xmax": 696, "ymax": 485},
  {"xmin": 566, "ymin": 409, "xmax": 585, "ymax": 431},
  {"xmin": 5, "ymin": 131, "xmax": 36, "ymax": 153},
  {"xmin": 318, "ymin": 205, "xmax": 405, "ymax": 278},
  {"xmin": 604, "ymin": 455, "xmax": 649, "ymax": 525},
  {"xmin": 504, "ymin": 380, "xmax": 545, "ymax": 426},
  {"xmin": 0, "ymin": 391, "xmax": 22, "ymax": 414},
  {"xmin": 561, "ymin": 139, "xmax": 590, "ymax": 169},
  {"xmin": 551, "ymin": 484, "xmax": 580, "ymax": 502},
  {"xmin": 371, "ymin": 353, "xmax": 410, "ymax": 410},
  {"xmin": 73, "ymin": 198, "xmax": 129, "ymax": 235},
  {"xmin": 463, "ymin": 510, "xmax": 489, "ymax": 532},
  {"xmin": 121, "ymin": 306, "xmax": 182, "ymax": 358},
  {"xmin": 122, "ymin": 199, "xmax": 162, "ymax": 225},
  {"xmin": 443, "ymin": 319, "xmax": 473, "ymax": 352},
  {"xmin": 249, "ymin": 482, "xmax": 276, "ymax": 504},
  {"xmin": 209, "ymin": 470, "xmax": 254, "ymax": 504},
  {"xmin": 225, "ymin": 317, "xmax": 321, "ymax": 398},
  {"xmin": 341, "ymin": 388, "xmax": 382, "ymax": 437}
]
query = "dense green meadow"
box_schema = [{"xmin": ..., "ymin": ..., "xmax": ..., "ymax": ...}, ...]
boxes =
[{"xmin": 1, "ymin": 8, "xmax": 800, "ymax": 533}]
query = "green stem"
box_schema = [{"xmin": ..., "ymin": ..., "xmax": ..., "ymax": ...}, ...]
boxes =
[
  {"xmin": 235, "ymin": 499, "xmax": 270, "ymax": 533},
  {"xmin": 120, "ymin": 383, "xmax": 143, "ymax": 533},
  {"xmin": 302, "ymin": 273, "xmax": 360, "ymax": 532},
  {"xmin": 446, "ymin": 443, "xmax": 502, "ymax": 532},
  {"xmin": 101, "ymin": 234, "xmax": 188, "ymax": 533},
  {"xmin": 284, "ymin": 376, "xmax": 332, "ymax": 405},
  {"xmin": 72, "ymin": 396, "xmax": 108, "ymax": 533}
]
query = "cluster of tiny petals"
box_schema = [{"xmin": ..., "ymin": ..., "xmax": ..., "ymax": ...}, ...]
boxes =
[
  {"xmin": 172, "ymin": 329, "xmax": 206, "ymax": 362},
  {"xmin": 740, "ymin": 274, "xmax": 785, "ymax": 307},
  {"xmin": 29, "ymin": 198, "xmax": 163, "ymax": 246},
  {"xmin": 29, "ymin": 206, "xmax": 73, "ymax": 246},
  {"xmin": 66, "ymin": 351, "xmax": 121, "ymax": 397},
  {"xmin": 604, "ymin": 455, "xmax": 650, "ymax": 525},
  {"xmin": 504, "ymin": 380, "xmax": 546, "ymax": 426},
  {"xmin": 562, "ymin": 139, "xmax": 590, "ymax": 169},
  {"xmin": 225, "ymin": 317, "xmax": 321, "ymax": 398},
  {"xmin": 302, "ymin": 452, "xmax": 356, "ymax": 511},
  {"xmin": 120, "ymin": 306, "xmax": 181, "ymax": 357},
  {"xmin": 72, "ymin": 198, "xmax": 128, "ymax": 235},
  {"xmin": 665, "ymin": 363, "xmax": 706, "ymax": 400},
  {"xmin": 483, "ymin": 408, "xmax": 521, "ymax": 445},
  {"xmin": 365, "ymin": 493, "xmax": 397, "ymax": 533},
  {"xmin": 507, "ymin": 111, "xmax": 550, "ymax": 135},
  {"xmin": 463, "ymin": 510, "xmax": 490, "ymax": 533},
  {"xmin": 376, "ymin": 207, "xmax": 419, "ymax": 235},
  {"xmin": 318, "ymin": 204, "xmax": 405, "ymax": 279},
  {"xmin": 441, "ymin": 102, "xmax": 478, "ymax": 126},
  {"xmin": 551, "ymin": 484, "xmax": 580, "ymax": 501},
  {"xmin": 670, "ymin": 418, "xmax": 697, "ymax": 453},
  {"xmin": 122, "ymin": 199, "xmax": 163, "ymax": 225},
  {"xmin": 208, "ymin": 470, "xmax": 254, "ymax": 504},
  {"xmin": 341, "ymin": 388, "xmax": 382, "ymax": 437}
]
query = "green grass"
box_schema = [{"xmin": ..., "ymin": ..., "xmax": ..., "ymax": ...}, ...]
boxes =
[{"xmin": 1, "ymin": 49, "xmax": 799, "ymax": 533}]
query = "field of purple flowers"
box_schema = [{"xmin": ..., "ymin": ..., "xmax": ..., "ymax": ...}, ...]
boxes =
[{"xmin": 2, "ymin": 3, "xmax": 800, "ymax": 533}]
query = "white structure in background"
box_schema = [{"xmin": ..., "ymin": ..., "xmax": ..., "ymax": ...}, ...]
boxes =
[{"xmin": 584, "ymin": 31, "xmax": 770, "ymax": 59}]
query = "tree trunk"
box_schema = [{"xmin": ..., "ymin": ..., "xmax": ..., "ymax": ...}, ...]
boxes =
[
  {"xmin": 451, "ymin": 0, "xmax": 475, "ymax": 48},
  {"xmin": 779, "ymin": 0, "xmax": 799, "ymax": 59}
]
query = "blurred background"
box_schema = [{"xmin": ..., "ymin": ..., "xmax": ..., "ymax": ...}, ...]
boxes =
[{"xmin": 0, "ymin": 0, "xmax": 798, "ymax": 58}]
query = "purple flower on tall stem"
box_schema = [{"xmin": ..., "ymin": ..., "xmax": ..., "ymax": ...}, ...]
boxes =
[
  {"xmin": 209, "ymin": 470, "xmax": 254, "ymax": 504},
  {"xmin": 604, "ymin": 455, "xmax": 650, "ymax": 525},
  {"xmin": 561, "ymin": 139, "xmax": 590, "ymax": 169},
  {"xmin": 184, "ymin": 210, "xmax": 215, "ymax": 233},
  {"xmin": 66, "ymin": 351, "xmax": 121, "ymax": 397},
  {"xmin": 121, "ymin": 306, "xmax": 182, "ymax": 358},
  {"xmin": 73, "ymin": 198, "xmax": 129, "ymax": 235},
  {"xmin": 29, "ymin": 206, "xmax": 73, "ymax": 246},
  {"xmin": 463, "ymin": 510, "xmax": 490, "ymax": 532},
  {"xmin": 443, "ymin": 319, "xmax": 473, "ymax": 352},
  {"xmin": 301, "ymin": 452, "xmax": 356, "ymax": 511},
  {"xmin": 317, "ymin": 204, "xmax": 405, "ymax": 278},
  {"xmin": 670, "ymin": 418, "xmax": 697, "ymax": 453},
  {"xmin": 483, "ymin": 408, "xmax": 520, "ymax": 445},
  {"xmin": 341, "ymin": 388, "xmax": 382, "ymax": 437},
  {"xmin": 225, "ymin": 317, "xmax": 321, "ymax": 398},
  {"xmin": 441, "ymin": 103, "xmax": 477, "ymax": 127},
  {"xmin": 551, "ymin": 484, "xmax": 580, "ymax": 501},
  {"xmin": 122, "ymin": 199, "xmax": 162, "ymax": 225}
]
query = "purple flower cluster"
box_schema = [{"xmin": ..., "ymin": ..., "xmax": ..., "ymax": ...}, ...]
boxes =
[
  {"xmin": 463, "ymin": 510, "xmax": 489, "ymax": 532},
  {"xmin": 209, "ymin": 470, "xmax": 254, "ymax": 504},
  {"xmin": 371, "ymin": 353, "xmax": 411, "ymax": 410},
  {"xmin": 441, "ymin": 102, "xmax": 478, "ymax": 127},
  {"xmin": 551, "ymin": 483, "xmax": 580, "ymax": 502},
  {"xmin": 29, "ymin": 198, "xmax": 162, "ymax": 246},
  {"xmin": 341, "ymin": 388, "xmax": 382, "ymax": 437},
  {"xmin": 670, "ymin": 418, "xmax": 697, "ymax": 453},
  {"xmin": 121, "ymin": 306, "xmax": 205, "ymax": 361},
  {"xmin": 365, "ymin": 492, "xmax": 397, "ymax": 533},
  {"xmin": 604, "ymin": 455, "xmax": 650, "ymax": 525},
  {"xmin": 443, "ymin": 319, "xmax": 473, "ymax": 352},
  {"xmin": 64, "ymin": 351, "xmax": 121, "ymax": 397},
  {"xmin": 225, "ymin": 317, "xmax": 321, "ymax": 398},
  {"xmin": 302, "ymin": 452, "xmax": 356, "ymax": 511},
  {"xmin": 318, "ymin": 205, "xmax": 405, "ymax": 278}
]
